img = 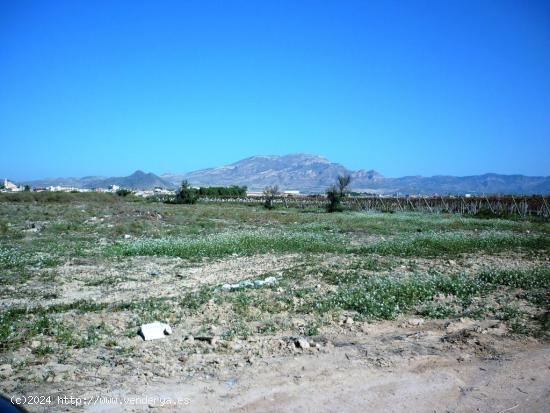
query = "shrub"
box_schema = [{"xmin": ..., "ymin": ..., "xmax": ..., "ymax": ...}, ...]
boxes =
[
  {"xmin": 175, "ymin": 180, "xmax": 199, "ymax": 204},
  {"xmin": 326, "ymin": 174, "xmax": 352, "ymax": 213},
  {"xmin": 116, "ymin": 188, "xmax": 133, "ymax": 197},
  {"xmin": 263, "ymin": 185, "xmax": 279, "ymax": 209},
  {"xmin": 326, "ymin": 185, "xmax": 343, "ymax": 212}
]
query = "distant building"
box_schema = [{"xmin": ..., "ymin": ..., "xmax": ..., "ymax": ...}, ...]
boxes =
[{"xmin": 3, "ymin": 179, "xmax": 22, "ymax": 192}]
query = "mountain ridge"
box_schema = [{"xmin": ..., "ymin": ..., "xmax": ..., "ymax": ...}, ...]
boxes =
[{"xmin": 16, "ymin": 153, "xmax": 550, "ymax": 194}]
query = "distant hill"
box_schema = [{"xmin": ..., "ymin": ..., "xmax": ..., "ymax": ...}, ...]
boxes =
[
  {"xmin": 17, "ymin": 154, "xmax": 550, "ymax": 194},
  {"xmin": 163, "ymin": 154, "xmax": 357, "ymax": 192},
  {"xmin": 162, "ymin": 153, "xmax": 550, "ymax": 195},
  {"xmin": 23, "ymin": 170, "xmax": 173, "ymax": 190}
]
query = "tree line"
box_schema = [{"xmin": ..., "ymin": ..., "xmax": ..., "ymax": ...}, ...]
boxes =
[{"xmin": 175, "ymin": 175, "xmax": 352, "ymax": 213}]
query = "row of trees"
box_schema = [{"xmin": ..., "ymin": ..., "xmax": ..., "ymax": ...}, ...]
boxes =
[
  {"xmin": 175, "ymin": 175, "xmax": 352, "ymax": 213},
  {"xmin": 198, "ymin": 185, "xmax": 247, "ymax": 197},
  {"xmin": 175, "ymin": 181, "xmax": 247, "ymax": 204}
]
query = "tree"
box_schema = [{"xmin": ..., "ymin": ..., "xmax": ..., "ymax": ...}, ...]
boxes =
[
  {"xmin": 337, "ymin": 174, "xmax": 352, "ymax": 197},
  {"xmin": 24, "ymin": 185, "xmax": 31, "ymax": 192},
  {"xmin": 326, "ymin": 174, "xmax": 352, "ymax": 213},
  {"xmin": 175, "ymin": 180, "xmax": 199, "ymax": 204},
  {"xmin": 263, "ymin": 185, "xmax": 279, "ymax": 209},
  {"xmin": 116, "ymin": 188, "xmax": 132, "ymax": 197}
]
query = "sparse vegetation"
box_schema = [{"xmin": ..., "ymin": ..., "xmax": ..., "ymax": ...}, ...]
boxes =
[{"xmin": 0, "ymin": 193, "xmax": 548, "ymax": 405}]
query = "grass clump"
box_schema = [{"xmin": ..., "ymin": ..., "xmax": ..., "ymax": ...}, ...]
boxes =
[{"xmin": 180, "ymin": 286, "xmax": 214, "ymax": 312}]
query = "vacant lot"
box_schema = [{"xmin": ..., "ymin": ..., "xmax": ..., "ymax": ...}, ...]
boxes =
[{"xmin": 1, "ymin": 193, "xmax": 549, "ymax": 412}]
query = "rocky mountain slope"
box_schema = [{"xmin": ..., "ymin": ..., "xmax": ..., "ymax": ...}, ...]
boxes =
[
  {"xmin": 162, "ymin": 154, "xmax": 550, "ymax": 194},
  {"xmin": 19, "ymin": 154, "xmax": 550, "ymax": 194}
]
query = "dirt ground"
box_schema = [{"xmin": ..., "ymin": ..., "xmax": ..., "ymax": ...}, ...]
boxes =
[
  {"xmin": 1, "ymin": 200, "xmax": 549, "ymax": 412},
  {"xmin": 5, "ymin": 253, "xmax": 548, "ymax": 413},
  {"xmin": 58, "ymin": 319, "xmax": 550, "ymax": 412}
]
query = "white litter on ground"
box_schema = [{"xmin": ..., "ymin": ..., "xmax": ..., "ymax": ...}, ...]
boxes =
[
  {"xmin": 222, "ymin": 276, "xmax": 278, "ymax": 291},
  {"xmin": 138, "ymin": 322, "xmax": 172, "ymax": 341}
]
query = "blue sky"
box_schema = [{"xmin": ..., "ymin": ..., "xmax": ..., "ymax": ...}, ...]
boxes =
[{"xmin": 1, "ymin": 0, "xmax": 549, "ymax": 180}]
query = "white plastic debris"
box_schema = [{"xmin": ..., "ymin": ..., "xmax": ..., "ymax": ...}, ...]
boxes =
[
  {"xmin": 221, "ymin": 276, "xmax": 278, "ymax": 291},
  {"xmin": 138, "ymin": 322, "xmax": 172, "ymax": 341}
]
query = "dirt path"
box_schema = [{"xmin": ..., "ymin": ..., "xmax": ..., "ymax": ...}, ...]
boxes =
[{"xmin": 85, "ymin": 339, "xmax": 550, "ymax": 413}]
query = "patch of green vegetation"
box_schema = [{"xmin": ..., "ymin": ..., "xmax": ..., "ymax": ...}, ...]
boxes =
[
  {"xmin": 358, "ymin": 232, "xmax": 549, "ymax": 257},
  {"xmin": 316, "ymin": 266, "xmax": 549, "ymax": 321},
  {"xmin": 231, "ymin": 291, "xmax": 253, "ymax": 317},
  {"xmin": 257, "ymin": 319, "xmax": 280, "ymax": 334},
  {"xmin": 304, "ymin": 320, "xmax": 320, "ymax": 336},
  {"xmin": 478, "ymin": 267, "xmax": 550, "ymax": 290},
  {"xmin": 33, "ymin": 344, "xmax": 55, "ymax": 357},
  {"xmin": 180, "ymin": 286, "xmax": 214, "ymax": 312},
  {"xmin": 0, "ymin": 192, "xmax": 121, "ymax": 203},
  {"xmin": 109, "ymin": 231, "xmax": 345, "ymax": 260},
  {"xmin": 498, "ymin": 305, "xmax": 533, "ymax": 335},
  {"xmin": 0, "ymin": 246, "xmax": 29, "ymax": 269},
  {"xmin": 116, "ymin": 298, "xmax": 174, "ymax": 324},
  {"xmin": 223, "ymin": 318, "xmax": 251, "ymax": 340}
]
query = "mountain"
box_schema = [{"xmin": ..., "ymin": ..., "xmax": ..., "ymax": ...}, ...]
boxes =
[
  {"xmin": 17, "ymin": 154, "xmax": 550, "ymax": 194},
  {"xmin": 161, "ymin": 154, "xmax": 550, "ymax": 195},
  {"xmin": 164, "ymin": 154, "xmax": 354, "ymax": 192},
  {"xmin": 95, "ymin": 170, "xmax": 172, "ymax": 189},
  {"xmin": 23, "ymin": 171, "xmax": 173, "ymax": 190}
]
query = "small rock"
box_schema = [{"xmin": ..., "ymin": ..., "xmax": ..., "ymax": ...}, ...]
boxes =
[
  {"xmin": 345, "ymin": 317, "xmax": 354, "ymax": 325},
  {"xmin": 407, "ymin": 318, "xmax": 425, "ymax": 327},
  {"xmin": 295, "ymin": 338, "xmax": 310, "ymax": 350},
  {"xmin": 185, "ymin": 335, "xmax": 195, "ymax": 343},
  {"xmin": 0, "ymin": 364, "xmax": 13, "ymax": 378},
  {"xmin": 457, "ymin": 353, "xmax": 472, "ymax": 362},
  {"xmin": 448, "ymin": 260, "xmax": 457, "ymax": 266},
  {"xmin": 124, "ymin": 234, "xmax": 132, "ymax": 239},
  {"xmin": 445, "ymin": 318, "xmax": 476, "ymax": 334},
  {"xmin": 31, "ymin": 340, "xmax": 41, "ymax": 349}
]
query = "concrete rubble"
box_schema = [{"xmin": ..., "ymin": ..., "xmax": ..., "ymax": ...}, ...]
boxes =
[{"xmin": 138, "ymin": 322, "xmax": 173, "ymax": 341}]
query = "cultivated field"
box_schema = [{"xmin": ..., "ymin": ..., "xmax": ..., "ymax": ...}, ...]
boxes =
[{"xmin": 0, "ymin": 193, "xmax": 549, "ymax": 412}]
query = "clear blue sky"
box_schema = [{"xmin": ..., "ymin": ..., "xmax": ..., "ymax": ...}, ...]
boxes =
[{"xmin": 1, "ymin": 0, "xmax": 549, "ymax": 180}]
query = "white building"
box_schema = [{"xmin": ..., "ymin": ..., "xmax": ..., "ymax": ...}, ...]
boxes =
[{"xmin": 3, "ymin": 179, "xmax": 23, "ymax": 192}]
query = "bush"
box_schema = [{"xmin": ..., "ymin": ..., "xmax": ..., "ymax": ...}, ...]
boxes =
[
  {"xmin": 326, "ymin": 185, "xmax": 343, "ymax": 212},
  {"xmin": 175, "ymin": 180, "xmax": 199, "ymax": 204},
  {"xmin": 263, "ymin": 186, "xmax": 279, "ymax": 209},
  {"xmin": 116, "ymin": 188, "xmax": 133, "ymax": 197},
  {"xmin": 326, "ymin": 174, "xmax": 352, "ymax": 213}
]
